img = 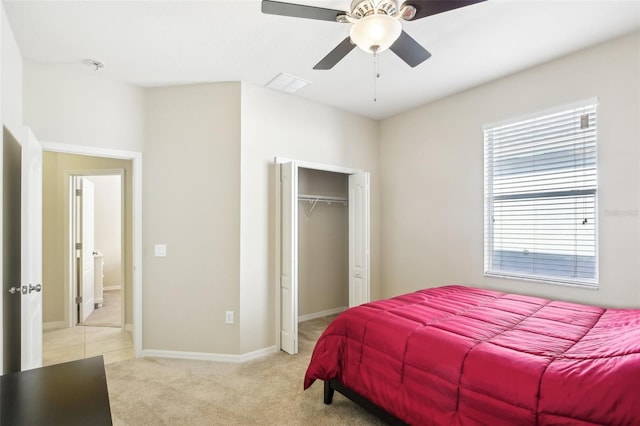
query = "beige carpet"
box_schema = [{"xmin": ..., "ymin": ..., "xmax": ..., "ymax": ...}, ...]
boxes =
[{"xmin": 105, "ymin": 316, "xmax": 385, "ymax": 425}]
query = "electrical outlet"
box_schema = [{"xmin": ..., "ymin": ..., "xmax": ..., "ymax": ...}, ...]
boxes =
[{"xmin": 225, "ymin": 311, "xmax": 234, "ymax": 324}]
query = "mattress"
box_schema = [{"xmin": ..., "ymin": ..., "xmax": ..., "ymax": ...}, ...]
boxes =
[{"xmin": 304, "ymin": 285, "xmax": 640, "ymax": 425}]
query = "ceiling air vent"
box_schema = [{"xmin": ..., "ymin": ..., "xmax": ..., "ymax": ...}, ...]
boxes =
[{"xmin": 265, "ymin": 72, "xmax": 310, "ymax": 94}]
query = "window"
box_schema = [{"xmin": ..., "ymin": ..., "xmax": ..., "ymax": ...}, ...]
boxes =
[{"xmin": 484, "ymin": 100, "xmax": 598, "ymax": 287}]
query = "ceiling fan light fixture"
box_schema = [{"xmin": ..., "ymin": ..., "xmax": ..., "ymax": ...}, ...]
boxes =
[{"xmin": 349, "ymin": 14, "xmax": 401, "ymax": 53}]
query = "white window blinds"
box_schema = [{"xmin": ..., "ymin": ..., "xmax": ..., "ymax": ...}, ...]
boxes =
[{"xmin": 484, "ymin": 100, "xmax": 598, "ymax": 287}]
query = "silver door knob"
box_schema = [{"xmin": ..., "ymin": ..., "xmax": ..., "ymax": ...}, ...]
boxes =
[
  {"xmin": 8, "ymin": 286, "xmax": 20, "ymax": 294},
  {"xmin": 29, "ymin": 283, "xmax": 42, "ymax": 293}
]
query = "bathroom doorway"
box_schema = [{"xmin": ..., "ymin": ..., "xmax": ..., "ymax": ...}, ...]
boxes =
[{"xmin": 70, "ymin": 173, "xmax": 124, "ymax": 328}]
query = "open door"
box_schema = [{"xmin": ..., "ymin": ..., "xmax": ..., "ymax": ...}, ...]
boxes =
[
  {"xmin": 21, "ymin": 126, "xmax": 43, "ymax": 370},
  {"xmin": 79, "ymin": 177, "xmax": 96, "ymax": 322},
  {"xmin": 348, "ymin": 172, "xmax": 370, "ymax": 307},
  {"xmin": 280, "ymin": 162, "xmax": 298, "ymax": 354}
]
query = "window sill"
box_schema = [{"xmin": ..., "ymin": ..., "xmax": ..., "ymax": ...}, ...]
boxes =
[{"xmin": 484, "ymin": 271, "xmax": 599, "ymax": 290}]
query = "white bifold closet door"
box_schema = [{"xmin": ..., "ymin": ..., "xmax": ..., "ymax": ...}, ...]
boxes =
[
  {"xmin": 280, "ymin": 162, "xmax": 299, "ymax": 355},
  {"xmin": 348, "ymin": 172, "xmax": 370, "ymax": 307}
]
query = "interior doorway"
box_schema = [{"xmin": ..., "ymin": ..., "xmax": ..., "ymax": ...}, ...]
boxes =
[
  {"xmin": 70, "ymin": 173, "xmax": 124, "ymax": 328},
  {"xmin": 40, "ymin": 149, "xmax": 139, "ymax": 366}
]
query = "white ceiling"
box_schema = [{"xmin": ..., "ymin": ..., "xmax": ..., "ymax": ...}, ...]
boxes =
[{"xmin": 3, "ymin": 0, "xmax": 640, "ymax": 119}]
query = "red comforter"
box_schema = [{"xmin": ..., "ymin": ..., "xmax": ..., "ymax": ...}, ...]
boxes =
[{"xmin": 304, "ymin": 285, "xmax": 640, "ymax": 425}]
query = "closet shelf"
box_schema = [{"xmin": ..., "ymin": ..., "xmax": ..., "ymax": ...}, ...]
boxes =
[{"xmin": 298, "ymin": 193, "xmax": 348, "ymax": 217}]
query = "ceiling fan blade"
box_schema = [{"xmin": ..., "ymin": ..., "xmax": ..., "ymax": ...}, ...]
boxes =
[
  {"xmin": 262, "ymin": 0, "xmax": 344, "ymax": 22},
  {"xmin": 403, "ymin": 0, "xmax": 486, "ymax": 20},
  {"xmin": 390, "ymin": 31, "xmax": 431, "ymax": 67},
  {"xmin": 313, "ymin": 37, "xmax": 356, "ymax": 70}
]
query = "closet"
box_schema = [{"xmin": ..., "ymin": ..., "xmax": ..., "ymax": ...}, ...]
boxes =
[
  {"xmin": 297, "ymin": 168, "xmax": 349, "ymax": 321},
  {"xmin": 278, "ymin": 159, "xmax": 369, "ymax": 355}
]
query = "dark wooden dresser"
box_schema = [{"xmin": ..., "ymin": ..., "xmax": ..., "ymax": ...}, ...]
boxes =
[{"xmin": 0, "ymin": 356, "xmax": 112, "ymax": 425}]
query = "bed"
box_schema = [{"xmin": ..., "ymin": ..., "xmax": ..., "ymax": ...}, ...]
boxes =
[{"xmin": 304, "ymin": 285, "xmax": 640, "ymax": 425}]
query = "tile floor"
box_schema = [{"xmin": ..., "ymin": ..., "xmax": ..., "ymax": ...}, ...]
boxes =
[
  {"xmin": 85, "ymin": 289, "xmax": 122, "ymax": 326},
  {"xmin": 43, "ymin": 288, "xmax": 133, "ymax": 367},
  {"xmin": 43, "ymin": 325, "xmax": 134, "ymax": 367}
]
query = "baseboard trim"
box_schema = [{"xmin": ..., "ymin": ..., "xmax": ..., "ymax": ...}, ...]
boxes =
[
  {"xmin": 43, "ymin": 321, "xmax": 66, "ymax": 331},
  {"xmin": 299, "ymin": 306, "xmax": 346, "ymax": 323},
  {"xmin": 142, "ymin": 346, "xmax": 278, "ymax": 363}
]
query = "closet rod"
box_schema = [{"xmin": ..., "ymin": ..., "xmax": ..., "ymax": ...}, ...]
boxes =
[
  {"xmin": 298, "ymin": 193, "xmax": 348, "ymax": 217},
  {"xmin": 298, "ymin": 194, "xmax": 348, "ymax": 203}
]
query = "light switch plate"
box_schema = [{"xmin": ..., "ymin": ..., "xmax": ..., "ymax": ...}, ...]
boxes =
[{"xmin": 154, "ymin": 244, "xmax": 167, "ymax": 257}]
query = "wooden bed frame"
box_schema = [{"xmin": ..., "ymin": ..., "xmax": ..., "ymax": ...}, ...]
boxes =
[{"xmin": 323, "ymin": 378, "xmax": 407, "ymax": 425}]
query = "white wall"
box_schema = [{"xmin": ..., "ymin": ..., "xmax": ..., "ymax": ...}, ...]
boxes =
[
  {"xmin": 239, "ymin": 83, "xmax": 380, "ymax": 353},
  {"xmin": 90, "ymin": 175, "xmax": 122, "ymax": 288},
  {"xmin": 23, "ymin": 61, "xmax": 144, "ymax": 152},
  {"xmin": 380, "ymin": 32, "xmax": 640, "ymax": 308},
  {"xmin": 1, "ymin": 8, "xmax": 21, "ymax": 141}
]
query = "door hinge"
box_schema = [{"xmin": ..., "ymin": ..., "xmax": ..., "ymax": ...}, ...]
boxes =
[
  {"xmin": 76, "ymin": 189, "xmax": 82, "ymax": 196},
  {"xmin": 76, "ymin": 242, "xmax": 82, "ymax": 250},
  {"xmin": 75, "ymin": 296, "xmax": 83, "ymax": 304}
]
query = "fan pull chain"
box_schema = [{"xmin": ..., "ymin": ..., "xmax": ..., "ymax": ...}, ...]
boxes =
[{"xmin": 373, "ymin": 50, "xmax": 380, "ymax": 102}]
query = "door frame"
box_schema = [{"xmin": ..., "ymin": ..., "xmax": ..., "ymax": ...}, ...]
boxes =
[
  {"xmin": 274, "ymin": 157, "xmax": 370, "ymax": 353},
  {"xmin": 68, "ymin": 171, "xmax": 125, "ymax": 328},
  {"xmin": 41, "ymin": 142, "xmax": 143, "ymax": 357}
]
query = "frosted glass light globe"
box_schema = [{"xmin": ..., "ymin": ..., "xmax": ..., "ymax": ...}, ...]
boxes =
[{"xmin": 350, "ymin": 14, "xmax": 402, "ymax": 53}]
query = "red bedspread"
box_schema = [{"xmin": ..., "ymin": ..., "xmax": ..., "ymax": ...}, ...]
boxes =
[{"xmin": 304, "ymin": 285, "xmax": 640, "ymax": 425}]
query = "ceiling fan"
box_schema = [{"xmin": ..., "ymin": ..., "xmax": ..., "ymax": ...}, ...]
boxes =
[{"xmin": 261, "ymin": 0, "xmax": 486, "ymax": 70}]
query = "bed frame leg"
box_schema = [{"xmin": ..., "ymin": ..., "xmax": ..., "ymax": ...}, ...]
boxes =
[{"xmin": 323, "ymin": 380, "xmax": 335, "ymax": 405}]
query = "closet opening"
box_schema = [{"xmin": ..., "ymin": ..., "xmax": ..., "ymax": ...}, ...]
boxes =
[
  {"xmin": 297, "ymin": 168, "xmax": 349, "ymax": 323},
  {"xmin": 276, "ymin": 158, "xmax": 370, "ymax": 355}
]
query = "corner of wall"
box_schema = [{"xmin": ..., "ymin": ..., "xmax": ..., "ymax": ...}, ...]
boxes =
[{"xmin": 1, "ymin": 4, "xmax": 23, "ymax": 142}]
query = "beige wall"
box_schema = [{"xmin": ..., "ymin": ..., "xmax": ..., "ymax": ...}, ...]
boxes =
[
  {"xmin": 298, "ymin": 168, "xmax": 348, "ymax": 317},
  {"xmin": 379, "ymin": 32, "xmax": 640, "ymax": 308},
  {"xmin": 239, "ymin": 83, "xmax": 380, "ymax": 353},
  {"xmin": 143, "ymin": 83, "xmax": 241, "ymax": 354},
  {"xmin": 21, "ymin": 62, "xmax": 377, "ymax": 357},
  {"xmin": 42, "ymin": 152, "xmax": 133, "ymax": 325}
]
